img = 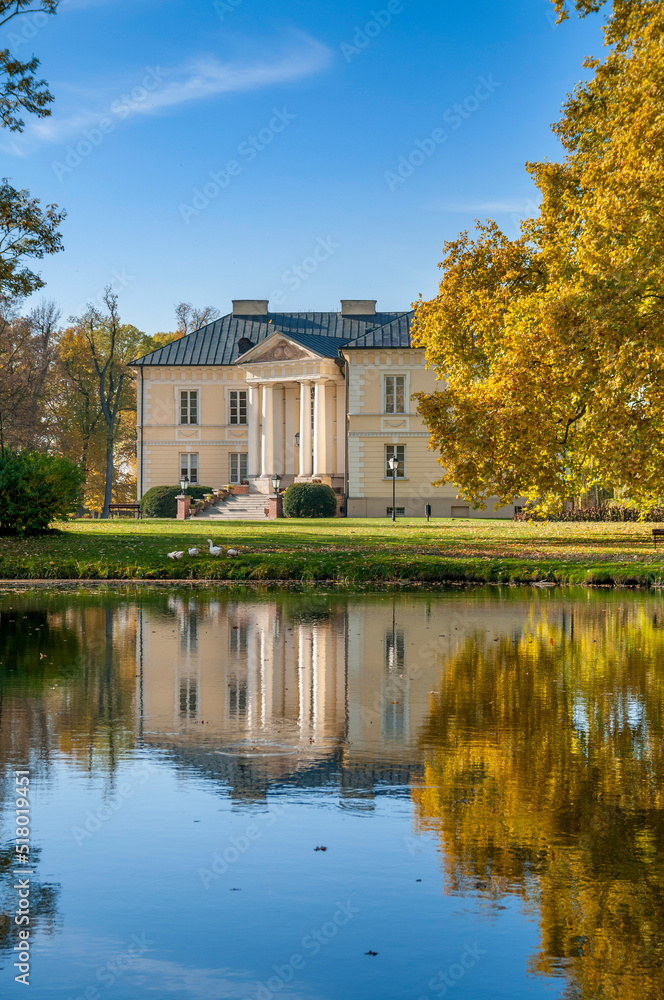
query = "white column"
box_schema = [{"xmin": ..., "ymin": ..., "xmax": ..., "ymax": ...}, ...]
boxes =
[
  {"xmin": 335, "ymin": 383, "xmax": 345, "ymax": 477},
  {"xmin": 273, "ymin": 385, "xmax": 284, "ymax": 476},
  {"xmin": 246, "ymin": 623, "xmax": 260, "ymax": 729},
  {"xmin": 299, "ymin": 381, "xmax": 313, "ymax": 478},
  {"xmin": 298, "ymin": 626, "xmax": 313, "ymax": 732},
  {"xmin": 261, "ymin": 383, "xmax": 273, "ymax": 478},
  {"xmin": 313, "ymin": 381, "xmax": 329, "ymax": 476},
  {"xmin": 259, "ymin": 623, "xmax": 271, "ymax": 725},
  {"xmin": 248, "ymin": 384, "xmax": 261, "ymax": 478},
  {"xmin": 284, "ymin": 385, "xmax": 297, "ymax": 476}
]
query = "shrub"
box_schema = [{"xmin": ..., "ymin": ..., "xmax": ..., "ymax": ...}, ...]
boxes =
[
  {"xmin": 514, "ymin": 504, "xmax": 664, "ymax": 522},
  {"xmin": 283, "ymin": 482, "xmax": 337, "ymax": 518},
  {"xmin": 0, "ymin": 450, "xmax": 85, "ymax": 536},
  {"xmin": 139, "ymin": 485, "xmax": 214, "ymax": 518}
]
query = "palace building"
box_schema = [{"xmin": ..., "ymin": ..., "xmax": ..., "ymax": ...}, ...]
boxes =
[{"xmin": 130, "ymin": 298, "xmax": 517, "ymax": 518}]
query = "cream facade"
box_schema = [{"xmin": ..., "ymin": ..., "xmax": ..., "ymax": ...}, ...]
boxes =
[{"xmin": 132, "ymin": 299, "xmax": 516, "ymax": 518}]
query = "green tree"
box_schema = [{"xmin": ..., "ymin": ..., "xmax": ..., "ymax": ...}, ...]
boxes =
[
  {"xmin": 0, "ymin": 2, "xmax": 64, "ymax": 298},
  {"xmin": 413, "ymin": 0, "xmax": 664, "ymax": 514},
  {"xmin": 0, "ymin": 180, "xmax": 64, "ymax": 297},
  {"xmin": 0, "ymin": 1, "xmax": 59, "ymax": 131}
]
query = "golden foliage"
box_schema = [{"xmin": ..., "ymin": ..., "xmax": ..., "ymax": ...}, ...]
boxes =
[
  {"xmin": 413, "ymin": 0, "xmax": 664, "ymax": 513},
  {"xmin": 413, "ymin": 597, "xmax": 664, "ymax": 998}
]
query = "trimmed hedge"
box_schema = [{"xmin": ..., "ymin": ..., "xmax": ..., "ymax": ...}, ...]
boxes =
[
  {"xmin": 515, "ymin": 504, "xmax": 664, "ymax": 522},
  {"xmin": 283, "ymin": 482, "xmax": 337, "ymax": 518},
  {"xmin": 0, "ymin": 450, "xmax": 84, "ymax": 536},
  {"xmin": 139, "ymin": 485, "xmax": 214, "ymax": 518}
]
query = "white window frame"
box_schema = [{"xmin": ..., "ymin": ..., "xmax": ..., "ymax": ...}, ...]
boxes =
[
  {"xmin": 229, "ymin": 453, "xmax": 248, "ymax": 484},
  {"xmin": 385, "ymin": 444, "xmax": 406, "ymax": 479},
  {"xmin": 229, "ymin": 389, "xmax": 248, "ymax": 425},
  {"xmin": 180, "ymin": 389, "xmax": 199, "ymax": 425},
  {"xmin": 384, "ymin": 374, "xmax": 407, "ymax": 414},
  {"xmin": 180, "ymin": 452, "xmax": 199, "ymax": 484}
]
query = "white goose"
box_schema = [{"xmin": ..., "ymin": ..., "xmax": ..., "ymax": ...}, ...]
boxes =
[
  {"xmin": 227, "ymin": 548, "xmax": 239, "ymax": 557},
  {"xmin": 188, "ymin": 547, "xmax": 200, "ymax": 557},
  {"xmin": 167, "ymin": 550, "xmax": 185, "ymax": 560},
  {"xmin": 207, "ymin": 539, "xmax": 223, "ymax": 557}
]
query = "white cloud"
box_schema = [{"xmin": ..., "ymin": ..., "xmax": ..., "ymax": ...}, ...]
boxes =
[{"xmin": 4, "ymin": 34, "xmax": 331, "ymax": 153}]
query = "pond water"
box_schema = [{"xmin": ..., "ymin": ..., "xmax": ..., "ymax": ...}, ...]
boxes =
[{"xmin": 0, "ymin": 586, "xmax": 663, "ymax": 1000}]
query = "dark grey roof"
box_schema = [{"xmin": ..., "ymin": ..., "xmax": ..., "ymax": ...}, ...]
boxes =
[
  {"xmin": 341, "ymin": 313, "xmax": 414, "ymax": 349},
  {"xmin": 276, "ymin": 330, "xmax": 348, "ymax": 359},
  {"xmin": 130, "ymin": 310, "xmax": 415, "ymax": 367}
]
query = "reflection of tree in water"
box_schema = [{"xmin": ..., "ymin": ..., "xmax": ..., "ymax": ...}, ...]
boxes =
[
  {"xmin": 413, "ymin": 600, "xmax": 664, "ymax": 1000},
  {"xmin": 0, "ymin": 844, "xmax": 59, "ymax": 961},
  {"xmin": 0, "ymin": 595, "xmax": 137, "ymax": 766},
  {"xmin": 0, "ymin": 592, "xmax": 141, "ymax": 962}
]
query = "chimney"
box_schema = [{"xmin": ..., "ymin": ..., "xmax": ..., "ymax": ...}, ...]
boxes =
[
  {"xmin": 232, "ymin": 299, "xmax": 269, "ymax": 316},
  {"xmin": 340, "ymin": 299, "xmax": 376, "ymax": 317}
]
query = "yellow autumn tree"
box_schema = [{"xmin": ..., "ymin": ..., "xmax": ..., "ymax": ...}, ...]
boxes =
[
  {"xmin": 413, "ymin": 0, "xmax": 664, "ymax": 514},
  {"xmin": 54, "ymin": 300, "xmax": 152, "ymax": 513}
]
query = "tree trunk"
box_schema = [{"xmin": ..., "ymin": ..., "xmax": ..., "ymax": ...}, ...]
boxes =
[
  {"xmin": 76, "ymin": 442, "xmax": 89, "ymax": 518},
  {"xmin": 102, "ymin": 430, "xmax": 113, "ymax": 518}
]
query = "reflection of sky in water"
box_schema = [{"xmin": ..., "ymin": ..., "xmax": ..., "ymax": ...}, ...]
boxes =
[
  {"xmin": 573, "ymin": 696, "xmax": 647, "ymax": 739},
  {"xmin": 1, "ymin": 588, "xmax": 664, "ymax": 1000}
]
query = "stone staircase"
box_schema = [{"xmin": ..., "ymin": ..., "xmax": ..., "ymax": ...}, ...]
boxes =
[{"xmin": 193, "ymin": 493, "xmax": 268, "ymax": 520}]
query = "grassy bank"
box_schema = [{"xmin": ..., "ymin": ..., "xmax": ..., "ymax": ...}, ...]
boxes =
[{"xmin": 1, "ymin": 518, "xmax": 664, "ymax": 586}]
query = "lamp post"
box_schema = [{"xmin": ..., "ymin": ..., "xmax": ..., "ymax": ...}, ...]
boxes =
[
  {"xmin": 271, "ymin": 473, "xmax": 281, "ymax": 494},
  {"xmin": 179, "ymin": 474, "xmax": 189, "ymax": 498},
  {"xmin": 388, "ymin": 457, "xmax": 399, "ymax": 522}
]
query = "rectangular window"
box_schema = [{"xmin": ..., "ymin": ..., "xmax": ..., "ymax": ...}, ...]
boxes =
[
  {"xmin": 385, "ymin": 444, "xmax": 406, "ymax": 479},
  {"xmin": 180, "ymin": 453, "xmax": 199, "ymax": 484},
  {"xmin": 229, "ymin": 390, "xmax": 247, "ymax": 425},
  {"xmin": 179, "ymin": 614, "xmax": 198, "ymax": 654},
  {"xmin": 229, "ymin": 623, "xmax": 248, "ymax": 657},
  {"xmin": 385, "ymin": 630, "xmax": 406, "ymax": 672},
  {"xmin": 229, "ymin": 453, "xmax": 248, "ymax": 484},
  {"xmin": 179, "ymin": 678, "xmax": 197, "ymax": 717},
  {"xmin": 387, "ymin": 507, "xmax": 406, "ymax": 517},
  {"xmin": 180, "ymin": 390, "xmax": 198, "ymax": 425},
  {"xmin": 229, "ymin": 677, "xmax": 247, "ymax": 716},
  {"xmin": 384, "ymin": 375, "xmax": 406, "ymax": 414}
]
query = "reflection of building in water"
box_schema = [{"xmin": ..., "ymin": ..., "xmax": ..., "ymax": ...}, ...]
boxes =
[
  {"xmin": 136, "ymin": 596, "xmax": 460, "ymax": 800},
  {"xmin": 137, "ymin": 593, "xmax": 551, "ymax": 801}
]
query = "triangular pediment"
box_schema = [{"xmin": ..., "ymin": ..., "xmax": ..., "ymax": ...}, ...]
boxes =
[{"xmin": 235, "ymin": 332, "xmax": 320, "ymax": 364}]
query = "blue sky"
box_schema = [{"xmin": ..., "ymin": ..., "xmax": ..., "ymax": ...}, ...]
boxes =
[{"xmin": 2, "ymin": 0, "xmax": 604, "ymax": 333}]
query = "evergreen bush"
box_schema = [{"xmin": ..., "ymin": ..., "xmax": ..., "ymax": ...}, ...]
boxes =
[
  {"xmin": 283, "ymin": 482, "xmax": 337, "ymax": 518},
  {"xmin": 139, "ymin": 485, "xmax": 213, "ymax": 518},
  {"xmin": 0, "ymin": 450, "xmax": 84, "ymax": 536}
]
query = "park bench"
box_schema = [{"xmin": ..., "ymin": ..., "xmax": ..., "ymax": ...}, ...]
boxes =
[
  {"xmin": 108, "ymin": 502, "xmax": 142, "ymax": 520},
  {"xmin": 653, "ymin": 529, "xmax": 664, "ymax": 550}
]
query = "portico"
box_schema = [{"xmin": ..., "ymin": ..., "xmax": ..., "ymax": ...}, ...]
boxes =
[
  {"xmin": 131, "ymin": 297, "xmax": 521, "ymax": 519},
  {"xmin": 238, "ymin": 333, "xmax": 345, "ymax": 494}
]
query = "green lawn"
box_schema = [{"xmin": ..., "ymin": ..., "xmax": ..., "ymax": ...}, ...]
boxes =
[{"xmin": 1, "ymin": 517, "xmax": 663, "ymax": 585}]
